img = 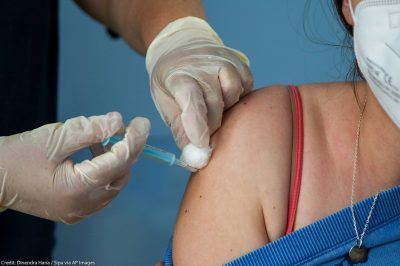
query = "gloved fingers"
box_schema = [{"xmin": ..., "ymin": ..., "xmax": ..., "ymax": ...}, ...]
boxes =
[
  {"xmin": 151, "ymin": 80, "xmax": 191, "ymax": 149},
  {"xmin": 90, "ymin": 123, "xmax": 126, "ymax": 158},
  {"xmin": 237, "ymin": 62, "xmax": 253, "ymax": 97},
  {"xmin": 124, "ymin": 117, "xmax": 151, "ymax": 162},
  {"xmin": 170, "ymin": 114, "xmax": 191, "ymax": 149},
  {"xmin": 196, "ymin": 73, "xmax": 224, "ymax": 138},
  {"xmin": 72, "ymin": 117, "xmax": 150, "ymax": 187},
  {"xmin": 167, "ymin": 74, "xmax": 210, "ymax": 148},
  {"xmin": 225, "ymin": 49, "xmax": 254, "ymax": 96},
  {"xmin": 57, "ymin": 190, "xmax": 118, "ymax": 224},
  {"xmin": 150, "ymin": 82, "xmax": 182, "ymax": 127},
  {"xmin": 219, "ymin": 64, "xmax": 244, "ymax": 110},
  {"xmin": 47, "ymin": 112, "xmax": 124, "ymax": 162}
]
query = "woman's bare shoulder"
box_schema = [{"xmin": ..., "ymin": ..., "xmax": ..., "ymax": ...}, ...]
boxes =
[{"xmin": 172, "ymin": 85, "xmax": 295, "ymax": 265}]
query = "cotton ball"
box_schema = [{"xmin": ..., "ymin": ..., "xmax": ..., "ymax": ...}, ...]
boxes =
[{"xmin": 180, "ymin": 144, "xmax": 212, "ymax": 170}]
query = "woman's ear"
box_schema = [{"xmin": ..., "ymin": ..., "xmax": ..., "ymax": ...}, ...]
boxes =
[{"xmin": 342, "ymin": 0, "xmax": 354, "ymax": 26}]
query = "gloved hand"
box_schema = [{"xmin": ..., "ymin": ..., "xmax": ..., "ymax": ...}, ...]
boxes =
[
  {"xmin": 146, "ymin": 16, "xmax": 253, "ymax": 150},
  {"xmin": 0, "ymin": 112, "xmax": 150, "ymax": 224}
]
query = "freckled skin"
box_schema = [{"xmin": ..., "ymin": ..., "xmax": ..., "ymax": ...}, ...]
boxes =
[
  {"xmin": 173, "ymin": 82, "xmax": 400, "ymax": 266},
  {"xmin": 173, "ymin": 87, "xmax": 293, "ymax": 265}
]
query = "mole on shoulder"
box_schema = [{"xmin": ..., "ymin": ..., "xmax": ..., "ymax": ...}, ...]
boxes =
[
  {"xmin": 184, "ymin": 209, "xmax": 189, "ymax": 214},
  {"xmin": 199, "ymin": 195, "xmax": 202, "ymax": 199}
]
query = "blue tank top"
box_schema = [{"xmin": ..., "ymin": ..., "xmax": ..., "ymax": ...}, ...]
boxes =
[{"xmin": 163, "ymin": 185, "xmax": 400, "ymax": 265}]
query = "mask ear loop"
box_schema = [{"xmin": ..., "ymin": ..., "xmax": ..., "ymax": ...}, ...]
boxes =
[
  {"xmin": 349, "ymin": 0, "xmax": 357, "ymax": 23},
  {"xmin": 348, "ymin": 0, "xmax": 360, "ymax": 108}
]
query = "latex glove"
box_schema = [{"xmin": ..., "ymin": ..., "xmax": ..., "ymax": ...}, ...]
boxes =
[
  {"xmin": 146, "ymin": 16, "xmax": 253, "ymax": 151},
  {"xmin": 0, "ymin": 112, "xmax": 150, "ymax": 224}
]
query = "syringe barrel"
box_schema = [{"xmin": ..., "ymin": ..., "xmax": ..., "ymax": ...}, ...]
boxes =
[
  {"xmin": 143, "ymin": 145, "xmax": 176, "ymax": 166},
  {"xmin": 102, "ymin": 137, "xmax": 176, "ymax": 166}
]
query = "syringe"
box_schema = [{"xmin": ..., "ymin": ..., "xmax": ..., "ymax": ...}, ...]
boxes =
[{"xmin": 101, "ymin": 136, "xmax": 198, "ymax": 172}]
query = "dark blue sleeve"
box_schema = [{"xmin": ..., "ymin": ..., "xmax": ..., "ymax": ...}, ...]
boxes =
[{"xmin": 163, "ymin": 237, "xmax": 174, "ymax": 266}]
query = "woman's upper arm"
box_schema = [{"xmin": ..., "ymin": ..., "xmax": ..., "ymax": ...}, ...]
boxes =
[{"xmin": 172, "ymin": 86, "xmax": 294, "ymax": 265}]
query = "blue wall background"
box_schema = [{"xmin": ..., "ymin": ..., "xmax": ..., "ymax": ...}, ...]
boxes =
[{"xmin": 54, "ymin": 1, "xmax": 350, "ymax": 265}]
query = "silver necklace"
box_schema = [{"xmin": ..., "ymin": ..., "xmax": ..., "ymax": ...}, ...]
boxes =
[{"xmin": 348, "ymin": 94, "xmax": 380, "ymax": 264}]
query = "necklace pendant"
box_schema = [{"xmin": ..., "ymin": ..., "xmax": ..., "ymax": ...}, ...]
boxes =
[{"xmin": 349, "ymin": 245, "xmax": 368, "ymax": 263}]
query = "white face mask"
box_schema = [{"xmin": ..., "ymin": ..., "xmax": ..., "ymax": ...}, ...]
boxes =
[{"xmin": 349, "ymin": 0, "xmax": 400, "ymax": 128}]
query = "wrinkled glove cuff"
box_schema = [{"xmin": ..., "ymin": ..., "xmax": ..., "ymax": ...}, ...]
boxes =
[
  {"xmin": 145, "ymin": 16, "xmax": 223, "ymax": 74},
  {"xmin": 0, "ymin": 168, "xmax": 8, "ymax": 212}
]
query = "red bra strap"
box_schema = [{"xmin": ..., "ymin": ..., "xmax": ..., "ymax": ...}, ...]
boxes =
[{"xmin": 285, "ymin": 85, "xmax": 304, "ymax": 235}]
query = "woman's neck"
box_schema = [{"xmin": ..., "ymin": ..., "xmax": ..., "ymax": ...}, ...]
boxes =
[{"xmin": 358, "ymin": 81, "xmax": 400, "ymax": 194}]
